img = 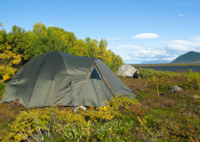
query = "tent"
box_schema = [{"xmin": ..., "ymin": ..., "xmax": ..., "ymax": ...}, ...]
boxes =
[
  {"xmin": 0, "ymin": 51, "xmax": 136, "ymax": 108},
  {"xmin": 117, "ymin": 65, "xmax": 140, "ymax": 78}
]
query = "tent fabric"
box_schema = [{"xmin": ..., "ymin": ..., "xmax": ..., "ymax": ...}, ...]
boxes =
[{"xmin": 0, "ymin": 51, "xmax": 137, "ymax": 108}]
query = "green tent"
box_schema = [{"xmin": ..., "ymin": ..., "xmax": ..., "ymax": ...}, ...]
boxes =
[{"xmin": 0, "ymin": 51, "xmax": 136, "ymax": 108}]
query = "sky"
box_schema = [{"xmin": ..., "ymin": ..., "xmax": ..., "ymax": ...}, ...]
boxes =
[{"xmin": 1, "ymin": 0, "xmax": 200, "ymax": 64}]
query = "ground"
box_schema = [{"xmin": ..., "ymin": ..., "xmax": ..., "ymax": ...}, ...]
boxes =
[{"xmin": 0, "ymin": 69, "xmax": 199, "ymax": 141}]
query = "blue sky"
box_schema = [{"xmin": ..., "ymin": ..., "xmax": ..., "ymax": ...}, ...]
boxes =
[{"xmin": 1, "ymin": 0, "xmax": 200, "ymax": 64}]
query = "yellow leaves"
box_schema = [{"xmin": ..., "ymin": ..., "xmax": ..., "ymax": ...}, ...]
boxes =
[
  {"xmin": 2, "ymin": 73, "xmax": 9, "ymax": 81},
  {"xmin": 6, "ymin": 96, "xmax": 140, "ymax": 141},
  {"xmin": 0, "ymin": 66, "xmax": 17, "ymax": 80},
  {"xmin": 0, "ymin": 50, "xmax": 22, "ymax": 64},
  {"xmin": 2, "ymin": 75, "xmax": 9, "ymax": 81},
  {"xmin": 0, "ymin": 50, "xmax": 22, "ymax": 80},
  {"xmin": 61, "ymin": 34, "xmax": 69, "ymax": 44},
  {"xmin": 138, "ymin": 116, "xmax": 150, "ymax": 133},
  {"xmin": 184, "ymin": 70, "xmax": 200, "ymax": 87},
  {"xmin": 12, "ymin": 55, "xmax": 22, "ymax": 64},
  {"xmin": 80, "ymin": 95, "xmax": 140, "ymax": 122},
  {"xmin": 97, "ymin": 106, "xmax": 108, "ymax": 111}
]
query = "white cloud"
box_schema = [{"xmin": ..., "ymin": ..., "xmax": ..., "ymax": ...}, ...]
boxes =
[
  {"xmin": 131, "ymin": 33, "xmax": 159, "ymax": 39},
  {"xmin": 106, "ymin": 38, "xmax": 122, "ymax": 41},
  {"xmin": 130, "ymin": 49, "xmax": 170, "ymax": 58},
  {"xmin": 162, "ymin": 57, "xmax": 177, "ymax": 61},
  {"xmin": 123, "ymin": 37, "xmax": 200, "ymax": 64},
  {"xmin": 49, "ymin": 24, "xmax": 54, "ymax": 27},
  {"xmin": 168, "ymin": 44, "xmax": 191, "ymax": 51},
  {"xmin": 179, "ymin": 15, "xmax": 184, "ymax": 17},
  {"xmin": 117, "ymin": 45, "xmax": 142, "ymax": 48},
  {"xmin": 170, "ymin": 40, "xmax": 200, "ymax": 46},
  {"xmin": 190, "ymin": 36, "xmax": 200, "ymax": 41}
]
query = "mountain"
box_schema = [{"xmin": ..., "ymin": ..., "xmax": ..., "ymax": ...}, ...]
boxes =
[
  {"xmin": 140, "ymin": 60, "xmax": 170, "ymax": 64},
  {"xmin": 172, "ymin": 51, "xmax": 200, "ymax": 64}
]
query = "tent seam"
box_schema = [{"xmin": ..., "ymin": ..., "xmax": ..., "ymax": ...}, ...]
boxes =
[
  {"xmin": 28, "ymin": 53, "xmax": 51, "ymax": 108},
  {"xmin": 57, "ymin": 52, "xmax": 72, "ymax": 83},
  {"xmin": 57, "ymin": 52, "xmax": 73, "ymax": 106}
]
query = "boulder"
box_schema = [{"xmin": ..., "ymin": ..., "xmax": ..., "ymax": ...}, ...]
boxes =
[
  {"xmin": 117, "ymin": 65, "xmax": 140, "ymax": 78},
  {"xmin": 193, "ymin": 95, "xmax": 200, "ymax": 99},
  {"xmin": 168, "ymin": 85, "xmax": 183, "ymax": 93}
]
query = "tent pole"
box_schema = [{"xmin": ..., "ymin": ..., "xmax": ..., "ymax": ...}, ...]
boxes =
[
  {"xmin": 94, "ymin": 63, "xmax": 115, "ymax": 97},
  {"xmin": 77, "ymin": 59, "xmax": 97, "ymax": 96},
  {"xmin": 74, "ymin": 59, "xmax": 97, "ymax": 111}
]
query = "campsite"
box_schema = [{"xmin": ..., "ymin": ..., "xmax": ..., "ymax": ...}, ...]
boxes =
[
  {"xmin": 0, "ymin": 24, "xmax": 199, "ymax": 142},
  {"xmin": 0, "ymin": 64, "xmax": 200, "ymax": 141},
  {"xmin": 1, "ymin": 0, "xmax": 200, "ymax": 140}
]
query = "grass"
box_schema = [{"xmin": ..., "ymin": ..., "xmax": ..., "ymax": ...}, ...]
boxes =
[{"xmin": 0, "ymin": 68, "xmax": 200, "ymax": 141}]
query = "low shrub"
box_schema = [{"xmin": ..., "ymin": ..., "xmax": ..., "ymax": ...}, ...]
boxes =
[{"xmin": 4, "ymin": 95, "xmax": 140, "ymax": 141}]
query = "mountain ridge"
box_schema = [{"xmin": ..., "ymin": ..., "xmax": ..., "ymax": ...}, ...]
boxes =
[{"xmin": 172, "ymin": 51, "xmax": 200, "ymax": 64}]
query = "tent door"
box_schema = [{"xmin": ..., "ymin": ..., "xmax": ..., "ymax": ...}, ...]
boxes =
[
  {"xmin": 90, "ymin": 68, "xmax": 101, "ymax": 106},
  {"xmin": 89, "ymin": 67, "xmax": 112, "ymax": 106},
  {"xmin": 78, "ymin": 65, "xmax": 113, "ymax": 107}
]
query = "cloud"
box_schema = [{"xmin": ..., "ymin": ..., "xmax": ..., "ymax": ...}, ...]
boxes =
[
  {"xmin": 117, "ymin": 45, "xmax": 142, "ymax": 48},
  {"xmin": 131, "ymin": 33, "xmax": 159, "ymax": 39},
  {"xmin": 190, "ymin": 36, "xmax": 200, "ymax": 41},
  {"xmin": 49, "ymin": 24, "xmax": 54, "ymax": 27},
  {"xmin": 123, "ymin": 37, "xmax": 200, "ymax": 64},
  {"xmin": 179, "ymin": 15, "xmax": 184, "ymax": 17},
  {"xmin": 162, "ymin": 57, "xmax": 177, "ymax": 61},
  {"xmin": 106, "ymin": 38, "xmax": 122, "ymax": 41},
  {"xmin": 123, "ymin": 45, "xmax": 185, "ymax": 64},
  {"xmin": 170, "ymin": 40, "xmax": 200, "ymax": 47},
  {"xmin": 129, "ymin": 49, "xmax": 170, "ymax": 58},
  {"xmin": 167, "ymin": 44, "xmax": 191, "ymax": 51}
]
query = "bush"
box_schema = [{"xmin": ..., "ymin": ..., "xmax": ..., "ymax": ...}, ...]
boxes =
[
  {"xmin": 4, "ymin": 95, "xmax": 140, "ymax": 141},
  {"xmin": 138, "ymin": 68, "xmax": 181, "ymax": 79}
]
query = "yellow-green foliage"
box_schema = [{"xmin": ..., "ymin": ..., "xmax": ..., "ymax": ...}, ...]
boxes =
[
  {"xmin": 0, "ymin": 22, "xmax": 124, "ymax": 79},
  {"xmin": 138, "ymin": 116, "xmax": 148, "ymax": 132},
  {"xmin": 138, "ymin": 68, "xmax": 181, "ymax": 79},
  {"xmin": 7, "ymin": 109, "xmax": 50, "ymax": 141},
  {"xmin": 80, "ymin": 95, "xmax": 140, "ymax": 121},
  {"xmin": 5, "ymin": 96, "xmax": 140, "ymax": 141},
  {"xmin": 0, "ymin": 50, "xmax": 22, "ymax": 80},
  {"xmin": 184, "ymin": 69, "xmax": 200, "ymax": 88},
  {"xmin": 5, "ymin": 107, "xmax": 89, "ymax": 142},
  {"xmin": 139, "ymin": 67, "xmax": 200, "ymax": 89}
]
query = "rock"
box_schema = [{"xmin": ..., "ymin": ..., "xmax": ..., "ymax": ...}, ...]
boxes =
[
  {"xmin": 117, "ymin": 65, "xmax": 140, "ymax": 78},
  {"xmin": 168, "ymin": 85, "xmax": 183, "ymax": 93},
  {"xmin": 193, "ymin": 95, "xmax": 200, "ymax": 99},
  {"xmin": 77, "ymin": 106, "xmax": 86, "ymax": 111}
]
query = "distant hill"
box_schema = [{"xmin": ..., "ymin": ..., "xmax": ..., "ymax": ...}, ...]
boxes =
[
  {"xmin": 172, "ymin": 51, "xmax": 200, "ymax": 64},
  {"xmin": 140, "ymin": 60, "xmax": 170, "ymax": 64}
]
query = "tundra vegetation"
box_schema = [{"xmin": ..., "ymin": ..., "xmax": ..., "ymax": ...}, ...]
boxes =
[
  {"xmin": 0, "ymin": 68, "xmax": 199, "ymax": 141},
  {"xmin": 0, "ymin": 23, "xmax": 200, "ymax": 141}
]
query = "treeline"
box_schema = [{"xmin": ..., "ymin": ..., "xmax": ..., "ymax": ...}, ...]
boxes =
[{"xmin": 0, "ymin": 22, "xmax": 124, "ymax": 80}]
